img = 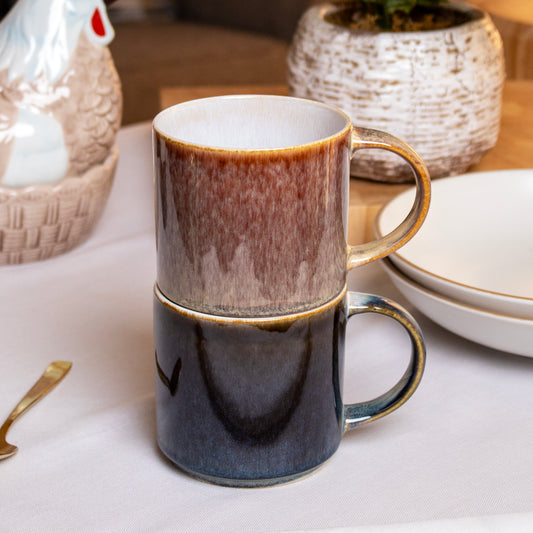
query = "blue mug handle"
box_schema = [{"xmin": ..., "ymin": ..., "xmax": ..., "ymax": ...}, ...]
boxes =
[{"xmin": 343, "ymin": 291, "xmax": 426, "ymax": 431}]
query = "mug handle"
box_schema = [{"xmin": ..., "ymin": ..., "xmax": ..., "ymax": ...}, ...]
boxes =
[
  {"xmin": 343, "ymin": 291, "xmax": 425, "ymax": 432},
  {"xmin": 347, "ymin": 127, "xmax": 431, "ymax": 269}
]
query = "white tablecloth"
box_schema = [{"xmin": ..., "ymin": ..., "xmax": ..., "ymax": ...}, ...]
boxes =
[{"xmin": 2, "ymin": 123, "xmax": 533, "ymax": 532}]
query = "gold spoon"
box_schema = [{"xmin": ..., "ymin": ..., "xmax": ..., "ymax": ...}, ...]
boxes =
[{"xmin": 0, "ymin": 361, "xmax": 72, "ymax": 460}]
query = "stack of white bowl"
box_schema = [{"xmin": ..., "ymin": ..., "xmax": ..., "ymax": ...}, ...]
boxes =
[{"xmin": 376, "ymin": 169, "xmax": 533, "ymax": 358}]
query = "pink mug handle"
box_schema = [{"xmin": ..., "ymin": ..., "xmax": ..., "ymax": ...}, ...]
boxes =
[{"xmin": 347, "ymin": 127, "xmax": 431, "ymax": 269}]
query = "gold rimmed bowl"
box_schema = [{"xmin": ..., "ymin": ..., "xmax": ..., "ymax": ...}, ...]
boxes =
[{"xmin": 376, "ymin": 169, "xmax": 533, "ymax": 320}]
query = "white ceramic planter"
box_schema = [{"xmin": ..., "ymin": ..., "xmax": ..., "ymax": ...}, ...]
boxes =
[{"xmin": 287, "ymin": 2, "xmax": 505, "ymax": 182}]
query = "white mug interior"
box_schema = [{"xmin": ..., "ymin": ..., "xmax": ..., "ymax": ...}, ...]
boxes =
[{"xmin": 153, "ymin": 95, "xmax": 350, "ymax": 150}]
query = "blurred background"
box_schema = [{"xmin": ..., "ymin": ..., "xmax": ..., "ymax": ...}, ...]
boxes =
[
  {"xmin": 0, "ymin": 0, "xmax": 531, "ymax": 125},
  {"xmin": 106, "ymin": 0, "xmax": 309, "ymax": 125}
]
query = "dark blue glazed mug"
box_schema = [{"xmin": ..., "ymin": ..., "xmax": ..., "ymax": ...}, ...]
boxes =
[{"xmin": 154, "ymin": 284, "xmax": 425, "ymax": 487}]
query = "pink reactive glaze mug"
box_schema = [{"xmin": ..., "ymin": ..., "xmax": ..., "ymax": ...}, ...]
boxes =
[{"xmin": 153, "ymin": 95, "xmax": 430, "ymax": 316}]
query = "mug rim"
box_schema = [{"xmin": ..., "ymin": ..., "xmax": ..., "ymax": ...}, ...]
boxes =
[
  {"xmin": 155, "ymin": 283, "xmax": 347, "ymax": 324},
  {"xmin": 152, "ymin": 94, "xmax": 352, "ymax": 153}
]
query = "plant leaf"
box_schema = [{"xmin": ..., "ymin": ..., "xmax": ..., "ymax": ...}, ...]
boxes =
[
  {"xmin": 364, "ymin": 0, "xmax": 446, "ymax": 15},
  {"xmin": 417, "ymin": 0, "xmax": 447, "ymax": 6},
  {"xmin": 383, "ymin": 0, "xmax": 416, "ymax": 14}
]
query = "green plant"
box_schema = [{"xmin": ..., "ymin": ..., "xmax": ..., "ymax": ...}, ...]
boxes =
[{"xmin": 362, "ymin": 0, "xmax": 448, "ymax": 29}]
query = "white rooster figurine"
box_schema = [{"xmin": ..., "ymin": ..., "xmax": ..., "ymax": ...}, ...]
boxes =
[{"xmin": 0, "ymin": 0, "xmax": 122, "ymax": 188}]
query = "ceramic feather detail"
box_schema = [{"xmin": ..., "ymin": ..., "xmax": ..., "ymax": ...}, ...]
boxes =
[
  {"xmin": 0, "ymin": 0, "xmax": 122, "ymax": 265},
  {"xmin": 0, "ymin": 0, "xmax": 122, "ymax": 188}
]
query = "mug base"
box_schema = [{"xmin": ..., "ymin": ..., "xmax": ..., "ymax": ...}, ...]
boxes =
[{"xmin": 157, "ymin": 439, "xmax": 327, "ymax": 488}]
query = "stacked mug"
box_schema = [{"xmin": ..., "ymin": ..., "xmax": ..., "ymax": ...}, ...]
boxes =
[{"xmin": 152, "ymin": 95, "xmax": 431, "ymax": 487}]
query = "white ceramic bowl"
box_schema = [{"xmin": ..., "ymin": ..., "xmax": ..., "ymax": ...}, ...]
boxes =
[
  {"xmin": 381, "ymin": 259, "xmax": 533, "ymax": 358},
  {"xmin": 376, "ymin": 169, "xmax": 533, "ymax": 319}
]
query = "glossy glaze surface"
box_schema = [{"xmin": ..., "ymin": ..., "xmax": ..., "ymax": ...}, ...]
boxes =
[
  {"xmin": 154, "ymin": 95, "xmax": 351, "ymax": 316},
  {"xmin": 154, "ymin": 287, "xmax": 346, "ymax": 486}
]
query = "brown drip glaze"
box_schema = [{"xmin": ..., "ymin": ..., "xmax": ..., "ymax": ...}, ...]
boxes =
[{"xmin": 154, "ymin": 129, "xmax": 351, "ymax": 316}]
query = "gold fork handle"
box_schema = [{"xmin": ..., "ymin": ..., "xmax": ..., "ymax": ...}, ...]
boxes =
[{"xmin": 1, "ymin": 361, "xmax": 72, "ymax": 433}]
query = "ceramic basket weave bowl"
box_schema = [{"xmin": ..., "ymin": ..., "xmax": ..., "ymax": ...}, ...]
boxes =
[
  {"xmin": 0, "ymin": 145, "xmax": 118, "ymax": 265},
  {"xmin": 287, "ymin": 2, "xmax": 505, "ymax": 182}
]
